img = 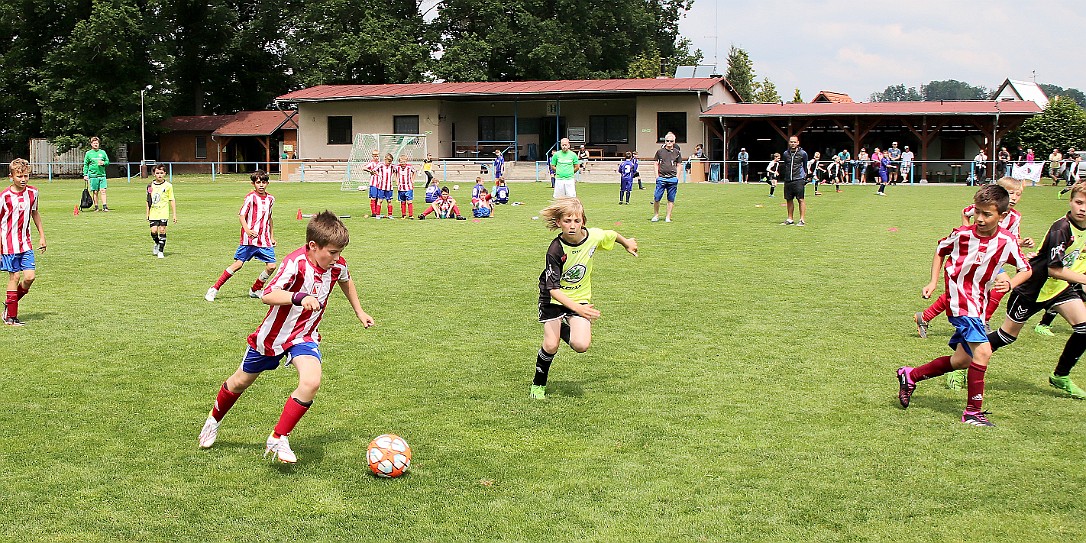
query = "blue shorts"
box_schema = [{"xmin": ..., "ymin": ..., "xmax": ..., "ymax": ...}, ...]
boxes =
[
  {"xmin": 654, "ymin": 177, "xmax": 678, "ymax": 202},
  {"xmin": 620, "ymin": 179, "xmax": 633, "ymax": 191},
  {"xmin": 376, "ymin": 189, "xmax": 393, "ymax": 201},
  {"xmin": 242, "ymin": 342, "xmax": 322, "ymax": 373},
  {"xmin": 473, "ymin": 207, "xmax": 491, "ymax": 218},
  {"xmin": 0, "ymin": 250, "xmax": 35, "ymax": 272},
  {"xmin": 397, "ymin": 190, "xmax": 414, "ymax": 202},
  {"xmin": 233, "ymin": 245, "xmax": 277, "ymax": 264},
  {"xmin": 948, "ymin": 315, "xmax": 989, "ymax": 356},
  {"xmin": 368, "ymin": 185, "xmax": 378, "ymax": 199}
]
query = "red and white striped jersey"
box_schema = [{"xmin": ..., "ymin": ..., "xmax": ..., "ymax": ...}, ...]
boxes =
[
  {"xmin": 248, "ymin": 246, "xmax": 351, "ymax": 355},
  {"xmin": 936, "ymin": 224, "xmax": 1030, "ymax": 317},
  {"xmin": 963, "ymin": 204, "xmax": 1022, "ymax": 238},
  {"xmin": 0, "ymin": 185, "xmax": 38, "ymax": 255},
  {"xmin": 396, "ymin": 164, "xmax": 415, "ymax": 191},
  {"xmin": 239, "ymin": 191, "xmax": 275, "ymax": 247},
  {"xmin": 372, "ymin": 163, "xmax": 396, "ymax": 191}
]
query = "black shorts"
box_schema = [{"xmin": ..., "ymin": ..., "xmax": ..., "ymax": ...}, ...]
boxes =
[
  {"xmin": 538, "ymin": 302, "xmax": 588, "ymax": 323},
  {"xmin": 148, "ymin": 219, "xmax": 168, "ymax": 227},
  {"xmin": 1005, "ymin": 285, "xmax": 1084, "ymax": 323},
  {"xmin": 783, "ymin": 180, "xmax": 806, "ymax": 201}
]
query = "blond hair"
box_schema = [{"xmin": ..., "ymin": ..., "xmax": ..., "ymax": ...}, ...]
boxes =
[
  {"xmin": 1070, "ymin": 182, "xmax": 1086, "ymax": 200},
  {"xmin": 90, "ymin": 136, "xmax": 100, "ymax": 144},
  {"xmin": 306, "ymin": 210, "xmax": 350, "ymax": 248},
  {"xmin": 9, "ymin": 158, "xmax": 30, "ymax": 175},
  {"xmin": 996, "ymin": 176, "xmax": 1023, "ymax": 192},
  {"xmin": 540, "ymin": 197, "xmax": 586, "ymax": 230}
]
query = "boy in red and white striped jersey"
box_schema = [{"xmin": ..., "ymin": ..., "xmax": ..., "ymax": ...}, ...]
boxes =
[
  {"xmin": 205, "ymin": 170, "xmax": 278, "ymax": 301},
  {"xmin": 363, "ymin": 150, "xmax": 380, "ymax": 217},
  {"xmin": 198, "ymin": 211, "xmax": 374, "ymax": 463},
  {"xmin": 373, "ymin": 153, "xmax": 396, "ymax": 219},
  {"xmin": 395, "ymin": 154, "xmax": 415, "ymax": 219},
  {"xmin": 897, "ymin": 184, "xmax": 1032, "ymax": 427},
  {"xmin": 1, "ymin": 158, "xmax": 46, "ymax": 326}
]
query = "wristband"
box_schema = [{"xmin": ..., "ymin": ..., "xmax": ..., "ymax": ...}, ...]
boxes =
[{"xmin": 291, "ymin": 292, "xmax": 308, "ymax": 306}]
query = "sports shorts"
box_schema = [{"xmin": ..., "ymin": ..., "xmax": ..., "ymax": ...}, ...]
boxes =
[
  {"xmin": 89, "ymin": 176, "xmax": 108, "ymax": 191},
  {"xmin": 148, "ymin": 219, "xmax": 169, "ymax": 227},
  {"xmin": 553, "ymin": 179, "xmax": 577, "ymax": 199},
  {"xmin": 473, "ymin": 207, "xmax": 491, "ymax": 218},
  {"xmin": 234, "ymin": 245, "xmax": 277, "ymax": 264},
  {"xmin": 368, "ymin": 185, "xmax": 378, "ymax": 199},
  {"xmin": 783, "ymin": 180, "xmax": 806, "ymax": 200},
  {"xmin": 1004, "ymin": 285, "xmax": 1084, "ymax": 324},
  {"xmin": 654, "ymin": 177, "xmax": 678, "ymax": 202},
  {"xmin": 376, "ymin": 189, "xmax": 394, "ymax": 201},
  {"xmin": 242, "ymin": 341, "xmax": 322, "ymax": 373},
  {"xmin": 947, "ymin": 315, "xmax": 988, "ymax": 356},
  {"xmin": 0, "ymin": 250, "xmax": 35, "ymax": 272},
  {"xmin": 397, "ymin": 190, "xmax": 414, "ymax": 202},
  {"xmin": 538, "ymin": 301, "xmax": 590, "ymax": 323}
]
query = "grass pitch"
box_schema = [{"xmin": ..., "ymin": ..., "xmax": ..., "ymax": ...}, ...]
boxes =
[{"xmin": 1, "ymin": 176, "xmax": 1084, "ymax": 541}]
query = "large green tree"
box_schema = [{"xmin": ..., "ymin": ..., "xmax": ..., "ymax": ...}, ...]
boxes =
[
  {"xmin": 751, "ymin": 77, "xmax": 780, "ymax": 104},
  {"xmin": 922, "ymin": 79, "xmax": 988, "ymax": 101},
  {"xmin": 433, "ymin": 0, "xmax": 700, "ymax": 81},
  {"xmin": 870, "ymin": 84, "xmax": 922, "ymax": 102},
  {"xmin": 1004, "ymin": 96, "xmax": 1086, "ymax": 156},
  {"xmin": 1039, "ymin": 83, "xmax": 1086, "ymax": 108},
  {"xmin": 724, "ymin": 45, "xmax": 754, "ymax": 102}
]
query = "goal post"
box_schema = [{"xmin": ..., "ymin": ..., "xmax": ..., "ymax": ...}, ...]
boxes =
[{"xmin": 342, "ymin": 133, "xmax": 428, "ymax": 191}]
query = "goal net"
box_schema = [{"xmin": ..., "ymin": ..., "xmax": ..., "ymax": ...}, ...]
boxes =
[{"xmin": 343, "ymin": 134, "xmax": 428, "ymax": 191}]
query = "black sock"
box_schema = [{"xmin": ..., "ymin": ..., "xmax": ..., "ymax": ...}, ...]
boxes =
[
  {"xmin": 158, "ymin": 232, "xmax": 167, "ymax": 252},
  {"xmin": 1055, "ymin": 325, "xmax": 1086, "ymax": 376},
  {"xmin": 769, "ymin": 185, "xmax": 775, "ymax": 196},
  {"xmin": 559, "ymin": 321, "xmax": 571, "ymax": 346},
  {"xmin": 988, "ymin": 328, "xmax": 1017, "ymax": 353},
  {"xmin": 1040, "ymin": 310, "xmax": 1058, "ymax": 327},
  {"xmin": 534, "ymin": 348, "xmax": 555, "ymax": 386},
  {"xmin": 151, "ymin": 232, "xmax": 159, "ymax": 244}
]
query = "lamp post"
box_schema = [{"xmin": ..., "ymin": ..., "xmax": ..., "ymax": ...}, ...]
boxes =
[{"xmin": 141, "ymin": 85, "xmax": 152, "ymax": 176}]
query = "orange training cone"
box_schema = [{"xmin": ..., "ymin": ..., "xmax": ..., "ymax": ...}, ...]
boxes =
[
  {"xmin": 297, "ymin": 208, "xmax": 303, "ymax": 220},
  {"xmin": 73, "ymin": 205, "xmax": 80, "ymax": 216}
]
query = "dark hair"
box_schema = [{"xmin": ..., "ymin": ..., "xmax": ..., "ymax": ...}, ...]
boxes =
[
  {"xmin": 624, "ymin": 151, "xmax": 632, "ymax": 159},
  {"xmin": 973, "ymin": 184, "xmax": 1010, "ymax": 213},
  {"xmin": 152, "ymin": 163, "xmax": 167, "ymax": 173},
  {"xmin": 441, "ymin": 186, "xmax": 450, "ymax": 194},
  {"xmin": 306, "ymin": 210, "xmax": 349, "ymax": 248},
  {"xmin": 250, "ymin": 169, "xmax": 269, "ymax": 183}
]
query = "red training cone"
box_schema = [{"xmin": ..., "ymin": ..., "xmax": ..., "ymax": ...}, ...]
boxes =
[
  {"xmin": 73, "ymin": 205, "xmax": 80, "ymax": 216},
  {"xmin": 296, "ymin": 208, "xmax": 303, "ymax": 220}
]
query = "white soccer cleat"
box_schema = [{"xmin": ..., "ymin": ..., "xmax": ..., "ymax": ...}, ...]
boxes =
[
  {"xmin": 152, "ymin": 244, "xmax": 158, "ymax": 256},
  {"xmin": 198, "ymin": 414, "xmax": 221, "ymax": 448},
  {"xmin": 204, "ymin": 287, "xmax": 218, "ymax": 302},
  {"xmin": 264, "ymin": 434, "xmax": 297, "ymax": 463},
  {"xmin": 248, "ymin": 290, "xmax": 261, "ymax": 299},
  {"xmin": 157, "ymin": 251, "xmax": 165, "ymax": 259}
]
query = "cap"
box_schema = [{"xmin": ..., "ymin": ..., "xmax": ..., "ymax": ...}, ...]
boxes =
[
  {"xmin": 904, "ymin": 146, "xmax": 910, "ymax": 149},
  {"xmin": 740, "ymin": 147, "xmax": 746, "ymax": 151}
]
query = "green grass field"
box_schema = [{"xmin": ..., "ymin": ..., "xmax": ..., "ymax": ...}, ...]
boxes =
[{"xmin": 2, "ymin": 176, "xmax": 1085, "ymax": 541}]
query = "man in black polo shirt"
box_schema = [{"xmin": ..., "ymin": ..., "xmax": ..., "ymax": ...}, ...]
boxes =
[
  {"xmin": 781, "ymin": 135, "xmax": 809, "ymax": 226},
  {"xmin": 651, "ymin": 132, "xmax": 683, "ymax": 223}
]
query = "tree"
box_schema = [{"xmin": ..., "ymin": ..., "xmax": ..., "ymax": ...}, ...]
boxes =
[
  {"xmin": 870, "ymin": 84, "xmax": 922, "ymax": 102},
  {"xmin": 751, "ymin": 77, "xmax": 780, "ymax": 104},
  {"xmin": 33, "ymin": 0, "xmax": 152, "ymax": 152},
  {"xmin": 791, "ymin": 88, "xmax": 803, "ymax": 103},
  {"xmin": 1004, "ymin": 96, "xmax": 1086, "ymax": 158},
  {"xmin": 1039, "ymin": 83, "xmax": 1086, "ymax": 108},
  {"xmin": 627, "ymin": 49, "xmax": 663, "ymax": 79},
  {"xmin": 724, "ymin": 45, "xmax": 754, "ymax": 102},
  {"xmin": 922, "ymin": 79, "xmax": 988, "ymax": 101}
]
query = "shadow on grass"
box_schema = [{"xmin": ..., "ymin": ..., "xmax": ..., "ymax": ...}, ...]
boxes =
[{"xmin": 547, "ymin": 380, "xmax": 584, "ymax": 398}]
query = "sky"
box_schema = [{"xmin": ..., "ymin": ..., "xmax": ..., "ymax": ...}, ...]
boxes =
[{"xmin": 679, "ymin": 0, "xmax": 1086, "ymax": 101}]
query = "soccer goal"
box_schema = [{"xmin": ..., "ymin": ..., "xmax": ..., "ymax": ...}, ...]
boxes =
[{"xmin": 342, "ymin": 133, "xmax": 428, "ymax": 191}]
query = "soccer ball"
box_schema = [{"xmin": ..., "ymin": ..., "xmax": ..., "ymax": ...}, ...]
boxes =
[
  {"xmin": 367, "ymin": 434, "xmax": 411, "ymax": 478},
  {"xmin": 453, "ymin": 184, "xmax": 460, "ymax": 190}
]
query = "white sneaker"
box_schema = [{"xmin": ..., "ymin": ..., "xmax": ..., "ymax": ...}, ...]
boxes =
[
  {"xmin": 198, "ymin": 414, "xmax": 221, "ymax": 448},
  {"xmin": 205, "ymin": 287, "xmax": 218, "ymax": 302},
  {"xmin": 157, "ymin": 251, "xmax": 165, "ymax": 259},
  {"xmin": 650, "ymin": 215, "xmax": 659, "ymax": 222},
  {"xmin": 264, "ymin": 434, "xmax": 297, "ymax": 463},
  {"xmin": 152, "ymin": 245, "xmax": 158, "ymax": 256},
  {"xmin": 249, "ymin": 290, "xmax": 261, "ymax": 299},
  {"xmin": 665, "ymin": 217, "xmax": 672, "ymax": 223}
]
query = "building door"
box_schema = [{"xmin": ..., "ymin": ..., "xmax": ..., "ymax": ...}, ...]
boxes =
[{"xmin": 540, "ymin": 117, "xmax": 567, "ymax": 155}]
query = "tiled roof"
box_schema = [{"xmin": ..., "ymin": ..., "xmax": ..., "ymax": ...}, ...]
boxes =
[
  {"xmin": 214, "ymin": 111, "xmax": 298, "ymax": 136},
  {"xmin": 811, "ymin": 91, "xmax": 854, "ymax": 103},
  {"xmin": 277, "ymin": 78, "xmax": 724, "ymax": 101},
  {"xmin": 161, "ymin": 115, "xmax": 230, "ymax": 132},
  {"xmin": 702, "ymin": 101, "xmax": 1041, "ymax": 117}
]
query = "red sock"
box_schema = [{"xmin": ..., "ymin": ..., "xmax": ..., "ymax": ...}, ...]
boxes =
[
  {"xmin": 408, "ymin": 202, "xmax": 414, "ymax": 216},
  {"xmin": 210, "ymin": 383, "xmax": 242, "ymax": 421},
  {"xmin": 5, "ymin": 290, "xmax": 17, "ymax": 319},
  {"xmin": 401, "ymin": 202, "xmax": 407, "ymax": 217},
  {"xmin": 251, "ymin": 278, "xmax": 266, "ymax": 292},
  {"xmin": 985, "ymin": 290, "xmax": 1007, "ymax": 322},
  {"xmin": 910, "ymin": 355, "xmax": 954, "ymax": 382},
  {"xmin": 386, "ymin": 203, "xmax": 392, "ymax": 216},
  {"xmin": 273, "ymin": 396, "xmax": 311, "ymax": 437},
  {"xmin": 213, "ymin": 269, "xmax": 234, "ymax": 290},
  {"xmin": 922, "ymin": 292, "xmax": 950, "ymax": 322},
  {"xmin": 370, "ymin": 199, "xmax": 377, "ymax": 216},
  {"xmin": 16, "ymin": 282, "xmax": 29, "ymax": 300},
  {"xmin": 966, "ymin": 362, "xmax": 987, "ymax": 412}
]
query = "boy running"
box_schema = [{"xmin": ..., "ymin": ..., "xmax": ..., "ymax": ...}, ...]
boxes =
[
  {"xmin": 897, "ymin": 184, "xmax": 1031, "ymax": 427},
  {"xmin": 1, "ymin": 159, "xmax": 45, "ymax": 326},
  {"xmin": 198, "ymin": 211, "xmax": 375, "ymax": 463},
  {"xmin": 531, "ymin": 198, "xmax": 638, "ymax": 400},
  {"xmin": 206, "ymin": 170, "xmax": 277, "ymax": 301},
  {"xmin": 145, "ymin": 164, "xmax": 177, "ymax": 258}
]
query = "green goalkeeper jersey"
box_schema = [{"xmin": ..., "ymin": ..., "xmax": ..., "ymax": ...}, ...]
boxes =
[{"xmin": 84, "ymin": 149, "xmax": 109, "ymax": 178}]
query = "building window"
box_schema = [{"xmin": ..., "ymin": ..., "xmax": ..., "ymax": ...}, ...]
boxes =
[
  {"xmin": 589, "ymin": 115, "xmax": 629, "ymax": 144},
  {"xmin": 327, "ymin": 116, "xmax": 353, "ymax": 145},
  {"xmin": 195, "ymin": 135, "xmax": 207, "ymax": 159},
  {"xmin": 393, "ymin": 115, "xmax": 420, "ymax": 135},
  {"xmin": 478, "ymin": 116, "xmax": 515, "ymax": 143},
  {"xmin": 656, "ymin": 112, "xmax": 687, "ymax": 143}
]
